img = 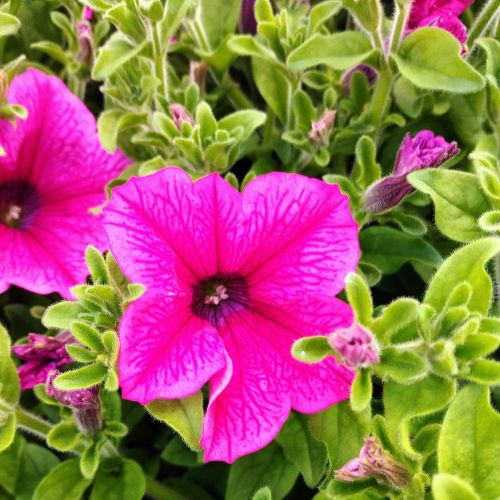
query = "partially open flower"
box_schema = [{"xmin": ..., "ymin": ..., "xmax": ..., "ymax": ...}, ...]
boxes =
[
  {"xmin": 169, "ymin": 103, "xmax": 195, "ymax": 131},
  {"xmin": 309, "ymin": 110, "xmax": 336, "ymax": 146},
  {"xmin": 364, "ymin": 131, "xmax": 459, "ymax": 214},
  {"xmin": 336, "ymin": 437, "xmax": 409, "ymax": 489},
  {"xmin": 46, "ymin": 370, "xmax": 102, "ymax": 435},
  {"xmin": 12, "ymin": 332, "xmax": 74, "ymax": 390},
  {"xmin": 328, "ymin": 323, "xmax": 380, "ymax": 369}
]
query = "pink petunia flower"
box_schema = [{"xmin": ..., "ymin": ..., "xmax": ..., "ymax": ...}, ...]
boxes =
[
  {"xmin": 407, "ymin": 0, "xmax": 472, "ymax": 48},
  {"xmin": 104, "ymin": 168, "xmax": 359, "ymax": 463},
  {"xmin": 12, "ymin": 331, "xmax": 74, "ymax": 390},
  {"xmin": 364, "ymin": 130, "xmax": 459, "ymax": 214},
  {"xmin": 0, "ymin": 69, "xmax": 128, "ymax": 297}
]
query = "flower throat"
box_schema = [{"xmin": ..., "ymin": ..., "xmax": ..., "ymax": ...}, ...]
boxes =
[{"xmin": 0, "ymin": 180, "xmax": 40, "ymax": 229}]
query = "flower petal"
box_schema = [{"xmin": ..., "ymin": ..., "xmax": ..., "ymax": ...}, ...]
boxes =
[
  {"xmin": 118, "ymin": 289, "xmax": 227, "ymax": 405},
  {"xmin": 239, "ymin": 173, "xmax": 359, "ymax": 299},
  {"xmin": 104, "ymin": 168, "xmax": 244, "ymax": 288},
  {"xmin": 202, "ymin": 297, "xmax": 353, "ymax": 463}
]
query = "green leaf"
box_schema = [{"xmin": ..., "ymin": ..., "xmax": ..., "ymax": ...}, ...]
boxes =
[
  {"xmin": 55, "ymin": 364, "xmax": 108, "ymax": 391},
  {"xmin": 90, "ymin": 458, "xmax": 146, "ymax": 500},
  {"xmin": 199, "ymin": 0, "xmax": 242, "ymax": 49},
  {"xmin": 288, "ymin": 32, "xmax": 373, "ymax": 71},
  {"xmin": 425, "ymin": 238, "xmax": 500, "ymax": 315},
  {"xmin": 376, "ymin": 348, "xmax": 428, "ymax": 383},
  {"xmin": 372, "ymin": 298, "xmax": 419, "ymax": 345},
  {"xmin": 0, "ymin": 13, "xmax": 21, "ymax": 37},
  {"xmin": 80, "ymin": 442, "xmax": 100, "ymax": 479},
  {"xmin": 438, "ymin": 385, "xmax": 500, "ymax": 498},
  {"xmin": 291, "ymin": 336, "xmax": 333, "ymax": 364},
  {"xmin": 161, "ymin": 435, "xmax": 201, "ymax": 467},
  {"xmin": 42, "ymin": 301, "xmax": 85, "ymax": 330},
  {"xmin": 226, "ymin": 442, "xmax": 299, "ymax": 500},
  {"xmin": 350, "ymin": 369, "xmax": 372, "ymax": 412},
  {"xmin": 276, "ymin": 413, "xmax": 327, "ymax": 488},
  {"xmin": 0, "ymin": 324, "xmax": 20, "ymax": 406},
  {"xmin": 0, "ymin": 436, "xmax": 24, "ymax": 495},
  {"xmin": 15, "ymin": 443, "xmax": 60, "ymax": 500},
  {"xmin": 352, "ymin": 135, "xmax": 381, "ymax": 190},
  {"xmin": 161, "ymin": 0, "xmax": 195, "ymax": 44},
  {"xmin": 0, "ymin": 414, "xmax": 16, "ymax": 454},
  {"xmin": 33, "ymin": 458, "xmax": 92, "ymax": 500},
  {"xmin": 93, "ymin": 34, "xmax": 146, "ymax": 80},
  {"xmin": 307, "ymin": 1, "xmax": 342, "ymax": 36},
  {"xmin": 147, "ymin": 392, "xmax": 203, "ymax": 451},
  {"xmin": 465, "ymin": 359, "xmax": 500, "ymax": 385},
  {"xmin": 71, "ymin": 322, "xmax": 104, "ymax": 352},
  {"xmin": 455, "ymin": 333, "xmax": 500, "ymax": 360},
  {"xmin": 432, "ymin": 473, "xmax": 480, "ymax": 500},
  {"xmin": 393, "ymin": 27, "xmax": 485, "ymax": 93},
  {"xmin": 196, "ymin": 101, "xmax": 217, "ymax": 140},
  {"xmin": 308, "ymin": 401, "xmax": 370, "ymax": 468},
  {"xmin": 345, "ymin": 272, "xmax": 373, "ymax": 327},
  {"xmin": 47, "ymin": 421, "xmax": 81, "ymax": 452},
  {"xmin": 360, "ymin": 226, "xmax": 442, "ymax": 275},
  {"xmin": 384, "ymin": 376, "xmax": 456, "ymax": 459},
  {"xmin": 252, "ymin": 487, "xmax": 273, "ymax": 500},
  {"xmin": 252, "ymin": 58, "xmax": 291, "ymax": 125},
  {"xmin": 478, "ymin": 210, "xmax": 500, "ymax": 232},
  {"xmin": 218, "ymin": 110, "xmax": 267, "ymax": 141},
  {"xmin": 408, "ymin": 169, "xmax": 489, "ymax": 243}
]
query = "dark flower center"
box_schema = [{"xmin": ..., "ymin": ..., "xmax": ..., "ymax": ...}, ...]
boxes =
[
  {"xmin": 191, "ymin": 273, "xmax": 249, "ymax": 328},
  {"xmin": 0, "ymin": 180, "xmax": 41, "ymax": 229}
]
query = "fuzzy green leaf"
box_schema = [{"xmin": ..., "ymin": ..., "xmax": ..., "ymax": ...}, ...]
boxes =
[
  {"xmin": 42, "ymin": 301, "xmax": 85, "ymax": 330},
  {"xmin": 47, "ymin": 421, "xmax": 81, "ymax": 452},
  {"xmin": 432, "ymin": 473, "xmax": 479, "ymax": 500},
  {"xmin": 54, "ymin": 364, "xmax": 108, "ymax": 391},
  {"xmin": 291, "ymin": 336, "xmax": 333, "ymax": 364}
]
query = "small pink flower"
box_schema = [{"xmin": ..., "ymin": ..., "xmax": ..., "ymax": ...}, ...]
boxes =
[
  {"xmin": 104, "ymin": 168, "xmax": 359, "ymax": 462},
  {"xmin": 336, "ymin": 437, "xmax": 409, "ymax": 488},
  {"xmin": 83, "ymin": 6, "xmax": 93, "ymax": 20},
  {"xmin": 364, "ymin": 130, "xmax": 459, "ymax": 214},
  {"xmin": 328, "ymin": 323, "xmax": 379, "ymax": 368},
  {"xmin": 0, "ymin": 69, "xmax": 129, "ymax": 297},
  {"xmin": 12, "ymin": 332, "xmax": 74, "ymax": 390},
  {"xmin": 309, "ymin": 110, "xmax": 336, "ymax": 145},
  {"xmin": 169, "ymin": 103, "xmax": 195, "ymax": 130},
  {"xmin": 46, "ymin": 370, "xmax": 102, "ymax": 434}
]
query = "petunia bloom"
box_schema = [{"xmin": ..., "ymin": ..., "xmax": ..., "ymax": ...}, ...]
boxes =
[
  {"xmin": 0, "ymin": 69, "xmax": 128, "ymax": 296},
  {"xmin": 328, "ymin": 323, "xmax": 380, "ymax": 368},
  {"xmin": 364, "ymin": 131, "xmax": 459, "ymax": 214},
  {"xmin": 407, "ymin": 0, "xmax": 472, "ymax": 48},
  {"xmin": 336, "ymin": 437, "xmax": 409, "ymax": 488},
  {"xmin": 104, "ymin": 168, "xmax": 359, "ymax": 462},
  {"xmin": 46, "ymin": 370, "xmax": 102, "ymax": 434},
  {"xmin": 12, "ymin": 332, "xmax": 74, "ymax": 390}
]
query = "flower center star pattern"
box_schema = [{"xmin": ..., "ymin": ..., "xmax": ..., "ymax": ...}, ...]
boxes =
[{"xmin": 104, "ymin": 168, "xmax": 360, "ymax": 463}]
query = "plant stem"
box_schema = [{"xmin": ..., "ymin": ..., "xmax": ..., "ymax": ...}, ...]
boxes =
[
  {"xmin": 467, "ymin": 0, "xmax": 500, "ymax": 48},
  {"xmin": 15, "ymin": 407, "xmax": 53, "ymax": 441},
  {"xmin": 152, "ymin": 22, "xmax": 169, "ymax": 100},
  {"xmin": 145, "ymin": 476, "xmax": 185, "ymax": 500},
  {"xmin": 387, "ymin": 1, "xmax": 411, "ymax": 57},
  {"xmin": 367, "ymin": 68, "xmax": 393, "ymax": 135}
]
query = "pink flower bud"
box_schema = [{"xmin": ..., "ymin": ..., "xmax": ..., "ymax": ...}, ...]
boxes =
[
  {"xmin": 328, "ymin": 323, "xmax": 379, "ymax": 369},
  {"xmin": 46, "ymin": 370, "xmax": 102, "ymax": 435},
  {"xmin": 309, "ymin": 110, "xmax": 336, "ymax": 146},
  {"xmin": 76, "ymin": 21, "xmax": 94, "ymax": 65},
  {"xmin": 12, "ymin": 332, "xmax": 74, "ymax": 390},
  {"xmin": 169, "ymin": 103, "xmax": 195, "ymax": 131},
  {"xmin": 364, "ymin": 131, "xmax": 459, "ymax": 214},
  {"xmin": 83, "ymin": 6, "xmax": 93, "ymax": 20},
  {"xmin": 336, "ymin": 437, "xmax": 409, "ymax": 488}
]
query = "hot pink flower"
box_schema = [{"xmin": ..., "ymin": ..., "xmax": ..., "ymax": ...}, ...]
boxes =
[
  {"xmin": 12, "ymin": 332, "xmax": 74, "ymax": 389},
  {"xmin": 0, "ymin": 69, "xmax": 128, "ymax": 297},
  {"xmin": 104, "ymin": 168, "xmax": 359, "ymax": 462}
]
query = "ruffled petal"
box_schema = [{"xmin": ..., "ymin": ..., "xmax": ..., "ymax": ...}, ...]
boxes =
[
  {"xmin": 202, "ymin": 297, "xmax": 353, "ymax": 463},
  {"xmin": 104, "ymin": 168, "xmax": 243, "ymax": 289},
  {"xmin": 239, "ymin": 173, "xmax": 359, "ymax": 299},
  {"xmin": 118, "ymin": 289, "xmax": 227, "ymax": 405}
]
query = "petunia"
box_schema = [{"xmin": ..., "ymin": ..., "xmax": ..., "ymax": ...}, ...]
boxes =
[
  {"xmin": 12, "ymin": 332, "xmax": 74, "ymax": 390},
  {"xmin": 407, "ymin": 0, "xmax": 472, "ymax": 48},
  {"xmin": 329, "ymin": 323, "xmax": 380, "ymax": 368},
  {"xmin": 364, "ymin": 131, "xmax": 459, "ymax": 214},
  {"xmin": 0, "ymin": 68, "xmax": 128, "ymax": 297},
  {"xmin": 104, "ymin": 168, "xmax": 359, "ymax": 462}
]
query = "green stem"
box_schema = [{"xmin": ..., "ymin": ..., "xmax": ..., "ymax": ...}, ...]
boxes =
[
  {"xmin": 15, "ymin": 407, "xmax": 53, "ymax": 441},
  {"xmin": 467, "ymin": 0, "xmax": 500, "ymax": 48},
  {"xmin": 388, "ymin": 2, "xmax": 411, "ymax": 56},
  {"xmin": 367, "ymin": 69, "xmax": 393, "ymax": 134},
  {"xmin": 145, "ymin": 476, "xmax": 185, "ymax": 500},
  {"xmin": 220, "ymin": 74, "xmax": 254, "ymax": 109},
  {"xmin": 152, "ymin": 22, "xmax": 168, "ymax": 100}
]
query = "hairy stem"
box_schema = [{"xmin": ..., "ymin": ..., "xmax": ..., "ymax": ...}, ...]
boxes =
[
  {"xmin": 15, "ymin": 407, "xmax": 53, "ymax": 441},
  {"xmin": 467, "ymin": 0, "xmax": 500, "ymax": 48},
  {"xmin": 387, "ymin": 1, "xmax": 411, "ymax": 56},
  {"xmin": 152, "ymin": 22, "xmax": 169, "ymax": 100},
  {"xmin": 145, "ymin": 476, "xmax": 185, "ymax": 500},
  {"xmin": 367, "ymin": 69, "xmax": 393, "ymax": 136}
]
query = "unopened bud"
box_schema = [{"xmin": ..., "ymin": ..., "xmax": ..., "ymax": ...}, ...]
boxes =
[
  {"xmin": 336, "ymin": 437, "xmax": 409, "ymax": 489},
  {"xmin": 309, "ymin": 110, "xmax": 335, "ymax": 146},
  {"xmin": 328, "ymin": 323, "xmax": 379, "ymax": 369},
  {"xmin": 46, "ymin": 370, "xmax": 102, "ymax": 435},
  {"xmin": 189, "ymin": 61, "xmax": 209, "ymax": 91},
  {"xmin": 76, "ymin": 21, "xmax": 94, "ymax": 65},
  {"xmin": 169, "ymin": 103, "xmax": 195, "ymax": 131}
]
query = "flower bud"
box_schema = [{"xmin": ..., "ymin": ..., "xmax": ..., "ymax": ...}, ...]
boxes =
[
  {"xmin": 46, "ymin": 370, "xmax": 102, "ymax": 435},
  {"xmin": 328, "ymin": 323, "xmax": 379, "ymax": 369},
  {"xmin": 169, "ymin": 103, "xmax": 195, "ymax": 130},
  {"xmin": 364, "ymin": 131, "xmax": 459, "ymax": 214},
  {"xmin": 0, "ymin": 70, "xmax": 8, "ymax": 103},
  {"xmin": 336, "ymin": 437, "xmax": 409, "ymax": 489},
  {"xmin": 240, "ymin": 0, "xmax": 258, "ymax": 34},
  {"xmin": 189, "ymin": 61, "xmax": 209, "ymax": 90},
  {"xmin": 309, "ymin": 110, "xmax": 335, "ymax": 146},
  {"xmin": 76, "ymin": 21, "xmax": 94, "ymax": 66}
]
